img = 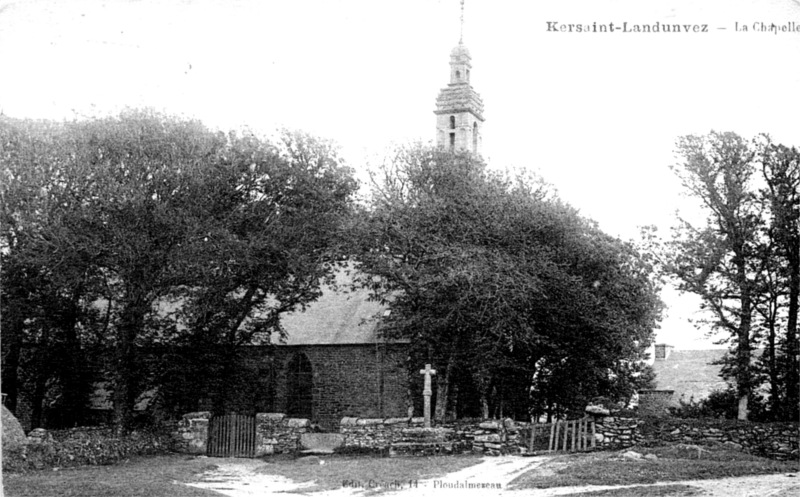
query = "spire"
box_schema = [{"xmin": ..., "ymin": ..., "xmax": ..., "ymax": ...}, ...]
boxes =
[
  {"xmin": 434, "ymin": 0, "xmax": 484, "ymax": 155},
  {"xmin": 459, "ymin": 0, "xmax": 465, "ymax": 44}
]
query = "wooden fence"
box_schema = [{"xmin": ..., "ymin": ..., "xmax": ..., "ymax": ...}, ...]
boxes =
[
  {"xmin": 523, "ymin": 417, "xmax": 596, "ymax": 453},
  {"xmin": 207, "ymin": 413, "xmax": 257, "ymax": 458}
]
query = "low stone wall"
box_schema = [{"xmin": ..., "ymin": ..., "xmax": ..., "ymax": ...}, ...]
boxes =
[
  {"xmin": 174, "ymin": 411, "xmax": 211, "ymax": 454},
  {"xmin": 173, "ymin": 412, "xmax": 798, "ymax": 461},
  {"xmin": 450, "ymin": 418, "xmax": 527, "ymax": 455},
  {"xmin": 592, "ymin": 416, "xmax": 642, "ymax": 449},
  {"xmin": 3, "ymin": 426, "xmax": 175, "ymax": 472},
  {"xmin": 339, "ymin": 416, "xmax": 426, "ymax": 450},
  {"xmin": 173, "ymin": 412, "xmax": 312, "ymax": 456},
  {"xmin": 255, "ymin": 413, "xmax": 312, "ymax": 455},
  {"xmin": 339, "ymin": 417, "xmax": 529, "ymax": 456},
  {"xmin": 640, "ymin": 418, "xmax": 799, "ymax": 460}
]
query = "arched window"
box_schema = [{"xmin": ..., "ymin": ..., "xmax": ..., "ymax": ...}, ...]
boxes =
[
  {"xmin": 455, "ymin": 70, "xmax": 461, "ymax": 80},
  {"xmin": 473, "ymin": 122, "xmax": 478, "ymax": 152},
  {"xmin": 286, "ymin": 353, "xmax": 313, "ymax": 419},
  {"xmin": 449, "ymin": 116, "xmax": 456, "ymax": 129}
]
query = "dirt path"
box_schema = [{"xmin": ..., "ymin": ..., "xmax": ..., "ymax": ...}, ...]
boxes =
[
  {"xmin": 186, "ymin": 457, "xmax": 799, "ymax": 497},
  {"xmin": 526, "ymin": 473, "xmax": 800, "ymax": 496},
  {"xmin": 186, "ymin": 456, "xmax": 547, "ymax": 496}
]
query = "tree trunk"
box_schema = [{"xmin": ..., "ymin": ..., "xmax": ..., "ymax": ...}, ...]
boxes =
[
  {"xmin": 1, "ymin": 314, "xmax": 23, "ymax": 414},
  {"xmin": 479, "ymin": 394, "xmax": 489, "ymax": 419},
  {"xmin": 434, "ymin": 354, "xmax": 455, "ymax": 423},
  {"xmin": 785, "ymin": 255, "xmax": 799, "ymax": 417},
  {"xmin": 736, "ymin": 259, "xmax": 753, "ymax": 421},
  {"xmin": 767, "ymin": 317, "xmax": 780, "ymax": 419},
  {"xmin": 114, "ymin": 296, "xmax": 146, "ymax": 435},
  {"xmin": 60, "ymin": 294, "xmax": 87, "ymax": 428},
  {"xmin": 30, "ymin": 356, "xmax": 48, "ymax": 429}
]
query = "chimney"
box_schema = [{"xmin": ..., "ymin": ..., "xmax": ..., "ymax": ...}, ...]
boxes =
[{"xmin": 654, "ymin": 343, "xmax": 674, "ymax": 360}]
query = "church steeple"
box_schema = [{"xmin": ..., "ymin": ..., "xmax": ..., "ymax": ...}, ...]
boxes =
[{"xmin": 435, "ymin": 0, "xmax": 484, "ymax": 155}]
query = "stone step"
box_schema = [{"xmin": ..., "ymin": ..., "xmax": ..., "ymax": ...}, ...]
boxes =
[{"xmin": 299, "ymin": 433, "xmax": 344, "ymax": 453}]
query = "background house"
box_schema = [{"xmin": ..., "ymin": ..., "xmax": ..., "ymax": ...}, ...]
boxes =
[{"xmin": 650, "ymin": 343, "xmax": 728, "ymax": 405}]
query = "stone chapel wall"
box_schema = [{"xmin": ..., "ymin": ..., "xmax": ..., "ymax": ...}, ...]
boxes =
[{"xmin": 273, "ymin": 344, "xmax": 409, "ymax": 431}]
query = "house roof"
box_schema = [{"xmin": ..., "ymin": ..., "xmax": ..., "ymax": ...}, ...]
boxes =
[
  {"xmin": 274, "ymin": 268, "xmax": 391, "ymax": 346},
  {"xmin": 651, "ymin": 349, "xmax": 728, "ymax": 402}
]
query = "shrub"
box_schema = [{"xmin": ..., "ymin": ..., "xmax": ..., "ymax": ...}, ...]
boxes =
[
  {"xmin": 670, "ymin": 387, "xmax": 770, "ymax": 421},
  {"xmin": 2, "ymin": 426, "xmax": 177, "ymax": 472}
]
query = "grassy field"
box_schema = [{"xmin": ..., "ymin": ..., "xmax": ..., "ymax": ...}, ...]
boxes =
[
  {"xmin": 510, "ymin": 443, "xmax": 799, "ymax": 490},
  {"xmin": 2, "ymin": 455, "xmax": 222, "ymax": 497},
  {"xmin": 255, "ymin": 453, "xmax": 483, "ymax": 493}
]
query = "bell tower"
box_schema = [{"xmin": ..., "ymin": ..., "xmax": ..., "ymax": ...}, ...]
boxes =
[{"xmin": 434, "ymin": 0, "xmax": 484, "ymax": 155}]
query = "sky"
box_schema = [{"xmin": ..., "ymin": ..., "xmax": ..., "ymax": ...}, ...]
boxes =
[{"xmin": 1, "ymin": 0, "xmax": 799, "ymax": 350}]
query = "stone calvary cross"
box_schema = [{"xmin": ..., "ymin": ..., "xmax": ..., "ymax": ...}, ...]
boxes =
[{"xmin": 420, "ymin": 363, "xmax": 437, "ymax": 428}]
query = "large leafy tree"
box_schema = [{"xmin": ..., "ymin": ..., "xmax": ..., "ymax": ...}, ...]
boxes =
[
  {"xmin": 657, "ymin": 131, "xmax": 799, "ymax": 421},
  {"xmin": 159, "ymin": 129, "xmax": 358, "ymax": 416},
  {"xmin": 0, "ymin": 112, "xmax": 357, "ymax": 431},
  {"xmin": 352, "ymin": 146, "xmax": 661, "ymax": 420},
  {"xmin": 757, "ymin": 139, "xmax": 799, "ymax": 419}
]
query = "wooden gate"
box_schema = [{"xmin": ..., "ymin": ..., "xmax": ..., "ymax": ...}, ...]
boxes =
[
  {"xmin": 207, "ymin": 413, "xmax": 256, "ymax": 458},
  {"xmin": 523, "ymin": 417, "xmax": 596, "ymax": 453}
]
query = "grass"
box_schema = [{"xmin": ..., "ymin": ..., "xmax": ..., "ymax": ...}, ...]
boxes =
[
  {"xmin": 2, "ymin": 455, "xmax": 222, "ymax": 497},
  {"xmin": 510, "ymin": 443, "xmax": 799, "ymax": 490},
  {"xmin": 558, "ymin": 484, "xmax": 702, "ymax": 496},
  {"xmin": 255, "ymin": 453, "xmax": 483, "ymax": 493}
]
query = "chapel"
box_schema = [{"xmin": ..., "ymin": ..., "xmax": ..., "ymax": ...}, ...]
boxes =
[
  {"xmin": 8, "ymin": 6, "xmax": 487, "ymax": 434},
  {"xmin": 257, "ymin": 9, "xmax": 487, "ymax": 430}
]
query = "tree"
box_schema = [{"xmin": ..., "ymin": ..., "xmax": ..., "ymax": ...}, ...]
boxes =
[
  {"xmin": 658, "ymin": 131, "xmax": 800, "ymax": 420},
  {"xmin": 666, "ymin": 132, "xmax": 762, "ymax": 420},
  {"xmin": 757, "ymin": 139, "xmax": 800, "ymax": 419},
  {"xmin": 1, "ymin": 116, "xmax": 105, "ymax": 427},
  {"xmin": 351, "ymin": 145, "xmax": 662, "ymax": 420},
  {"xmin": 158, "ymin": 128, "xmax": 358, "ymax": 415},
  {"xmin": 1, "ymin": 112, "xmax": 357, "ymax": 431}
]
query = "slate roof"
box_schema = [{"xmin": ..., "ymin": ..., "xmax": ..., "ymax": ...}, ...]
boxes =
[
  {"xmin": 434, "ymin": 84, "xmax": 485, "ymax": 120},
  {"xmin": 651, "ymin": 349, "xmax": 728, "ymax": 403},
  {"xmin": 274, "ymin": 269, "xmax": 391, "ymax": 346}
]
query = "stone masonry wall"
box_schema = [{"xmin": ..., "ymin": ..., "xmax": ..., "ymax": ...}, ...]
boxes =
[
  {"xmin": 592, "ymin": 416, "xmax": 643, "ymax": 449},
  {"xmin": 254, "ymin": 413, "xmax": 312, "ymax": 455},
  {"xmin": 175, "ymin": 412, "xmax": 798, "ymax": 461},
  {"xmin": 339, "ymin": 415, "xmax": 797, "ymax": 460},
  {"xmin": 174, "ymin": 411, "xmax": 211, "ymax": 454},
  {"xmin": 340, "ymin": 417, "xmax": 529, "ymax": 456},
  {"xmin": 639, "ymin": 418, "xmax": 799, "ymax": 460},
  {"xmin": 272, "ymin": 344, "xmax": 409, "ymax": 431}
]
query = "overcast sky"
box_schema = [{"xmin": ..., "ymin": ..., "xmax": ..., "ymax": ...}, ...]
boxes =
[{"xmin": 2, "ymin": 0, "xmax": 799, "ymax": 349}]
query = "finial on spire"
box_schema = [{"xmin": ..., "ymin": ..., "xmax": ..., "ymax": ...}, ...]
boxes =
[{"xmin": 459, "ymin": 0, "xmax": 465, "ymax": 44}]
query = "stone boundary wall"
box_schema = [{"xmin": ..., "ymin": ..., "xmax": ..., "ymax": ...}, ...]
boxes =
[
  {"xmin": 174, "ymin": 412, "xmax": 798, "ymax": 460},
  {"xmin": 592, "ymin": 416, "xmax": 642, "ymax": 449},
  {"xmin": 639, "ymin": 418, "xmax": 798, "ymax": 460},
  {"xmin": 339, "ymin": 415, "xmax": 797, "ymax": 460},
  {"xmin": 174, "ymin": 411, "xmax": 211, "ymax": 454},
  {"xmin": 255, "ymin": 413, "xmax": 312, "ymax": 455},
  {"xmin": 340, "ymin": 416, "xmax": 638, "ymax": 455},
  {"xmin": 340, "ymin": 417, "xmax": 530, "ymax": 455},
  {"xmin": 173, "ymin": 412, "xmax": 312, "ymax": 456}
]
